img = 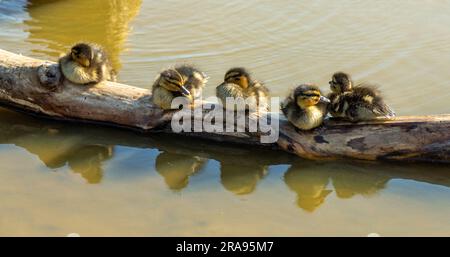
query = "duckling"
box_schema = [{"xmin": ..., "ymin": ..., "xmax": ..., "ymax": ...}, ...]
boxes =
[
  {"xmin": 281, "ymin": 84, "xmax": 330, "ymax": 130},
  {"xmin": 59, "ymin": 42, "xmax": 116, "ymax": 85},
  {"xmin": 174, "ymin": 64, "xmax": 207, "ymax": 102},
  {"xmin": 152, "ymin": 64, "xmax": 207, "ymax": 110},
  {"xmin": 328, "ymin": 72, "xmax": 395, "ymax": 122},
  {"xmin": 216, "ymin": 67, "xmax": 270, "ymax": 111}
]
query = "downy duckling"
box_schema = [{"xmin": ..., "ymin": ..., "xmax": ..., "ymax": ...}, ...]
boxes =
[
  {"xmin": 152, "ymin": 64, "xmax": 207, "ymax": 110},
  {"xmin": 328, "ymin": 72, "xmax": 395, "ymax": 122},
  {"xmin": 216, "ymin": 67, "xmax": 270, "ymax": 111},
  {"xmin": 281, "ymin": 84, "xmax": 330, "ymax": 130},
  {"xmin": 59, "ymin": 42, "xmax": 116, "ymax": 85},
  {"xmin": 175, "ymin": 64, "xmax": 207, "ymax": 102}
]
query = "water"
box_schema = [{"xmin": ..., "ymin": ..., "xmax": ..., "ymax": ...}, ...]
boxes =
[{"xmin": 0, "ymin": 0, "xmax": 449, "ymax": 236}]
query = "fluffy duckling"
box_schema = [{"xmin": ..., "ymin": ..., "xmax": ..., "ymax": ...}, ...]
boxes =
[
  {"xmin": 328, "ymin": 72, "xmax": 395, "ymax": 121},
  {"xmin": 281, "ymin": 84, "xmax": 330, "ymax": 130},
  {"xmin": 216, "ymin": 67, "xmax": 270, "ymax": 111},
  {"xmin": 152, "ymin": 65, "xmax": 207, "ymax": 110},
  {"xmin": 175, "ymin": 64, "xmax": 207, "ymax": 101},
  {"xmin": 59, "ymin": 42, "xmax": 116, "ymax": 85}
]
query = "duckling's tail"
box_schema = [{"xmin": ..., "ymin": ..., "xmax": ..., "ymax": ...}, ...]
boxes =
[
  {"xmin": 386, "ymin": 106, "xmax": 396, "ymax": 118},
  {"xmin": 375, "ymin": 103, "xmax": 396, "ymax": 118}
]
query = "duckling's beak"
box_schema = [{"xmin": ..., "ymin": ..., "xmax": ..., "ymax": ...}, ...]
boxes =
[
  {"xmin": 180, "ymin": 85, "xmax": 191, "ymax": 96},
  {"xmin": 319, "ymin": 95, "xmax": 330, "ymax": 103},
  {"xmin": 80, "ymin": 58, "xmax": 90, "ymax": 67}
]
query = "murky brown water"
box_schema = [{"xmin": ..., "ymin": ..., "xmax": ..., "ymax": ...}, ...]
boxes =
[{"xmin": 0, "ymin": 0, "xmax": 449, "ymax": 236}]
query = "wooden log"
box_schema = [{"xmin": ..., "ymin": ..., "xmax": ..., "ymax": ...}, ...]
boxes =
[
  {"xmin": 0, "ymin": 49, "xmax": 449, "ymax": 163},
  {"xmin": 0, "ymin": 49, "xmax": 168, "ymax": 129},
  {"xmin": 278, "ymin": 116, "xmax": 450, "ymax": 163}
]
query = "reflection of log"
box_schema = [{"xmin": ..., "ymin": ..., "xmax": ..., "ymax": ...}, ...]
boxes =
[
  {"xmin": 1, "ymin": 49, "xmax": 449, "ymax": 163},
  {"xmin": 0, "ymin": 108, "xmax": 449, "ymax": 191}
]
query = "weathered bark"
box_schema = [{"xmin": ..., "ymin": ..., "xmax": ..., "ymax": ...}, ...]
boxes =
[
  {"xmin": 0, "ymin": 49, "xmax": 449, "ymax": 163},
  {"xmin": 278, "ymin": 116, "xmax": 450, "ymax": 163},
  {"xmin": 0, "ymin": 49, "xmax": 169, "ymax": 129}
]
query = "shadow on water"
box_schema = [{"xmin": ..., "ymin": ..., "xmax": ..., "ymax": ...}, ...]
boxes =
[
  {"xmin": 0, "ymin": 107, "xmax": 449, "ymax": 211},
  {"xmin": 23, "ymin": 0, "xmax": 142, "ymax": 70}
]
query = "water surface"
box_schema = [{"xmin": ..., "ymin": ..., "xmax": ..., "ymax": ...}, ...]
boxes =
[{"xmin": 0, "ymin": 0, "xmax": 449, "ymax": 236}]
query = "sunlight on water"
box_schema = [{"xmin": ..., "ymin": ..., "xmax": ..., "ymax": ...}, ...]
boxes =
[
  {"xmin": 24, "ymin": 0, "xmax": 142, "ymax": 70},
  {"xmin": 0, "ymin": 0, "xmax": 449, "ymax": 236}
]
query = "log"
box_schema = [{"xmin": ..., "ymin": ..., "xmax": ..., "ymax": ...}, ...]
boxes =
[
  {"xmin": 278, "ymin": 116, "xmax": 450, "ymax": 163},
  {"xmin": 0, "ymin": 49, "xmax": 449, "ymax": 163}
]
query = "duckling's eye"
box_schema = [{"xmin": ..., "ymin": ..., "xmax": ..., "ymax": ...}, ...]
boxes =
[
  {"xmin": 303, "ymin": 94, "xmax": 319, "ymax": 97},
  {"xmin": 225, "ymin": 76, "xmax": 238, "ymax": 82}
]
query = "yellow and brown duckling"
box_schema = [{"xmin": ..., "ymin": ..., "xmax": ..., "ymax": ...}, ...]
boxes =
[
  {"xmin": 328, "ymin": 72, "xmax": 395, "ymax": 122},
  {"xmin": 152, "ymin": 64, "xmax": 207, "ymax": 110},
  {"xmin": 281, "ymin": 84, "xmax": 330, "ymax": 130},
  {"xmin": 59, "ymin": 42, "xmax": 116, "ymax": 85},
  {"xmin": 216, "ymin": 67, "xmax": 270, "ymax": 111}
]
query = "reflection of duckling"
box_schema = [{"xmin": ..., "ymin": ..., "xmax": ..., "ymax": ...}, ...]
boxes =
[
  {"xmin": 284, "ymin": 165, "xmax": 332, "ymax": 212},
  {"xmin": 59, "ymin": 42, "xmax": 116, "ymax": 85},
  {"xmin": 220, "ymin": 163, "xmax": 268, "ymax": 195},
  {"xmin": 68, "ymin": 145, "xmax": 114, "ymax": 184},
  {"xmin": 330, "ymin": 168, "xmax": 389, "ymax": 199},
  {"xmin": 152, "ymin": 65, "xmax": 207, "ymax": 110},
  {"xmin": 155, "ymin": 151, "xmax": 206, "ymax": 191},
  {"xmin": 281, "ymin": 84, "xmax": 330, "ymax": 130},
  {"xmin": 216, "ymin": 67, "xmax": 270, "ymax": 111},
  {"xmin": 328, "ymin": 72, "xmax": 395, "ymax": 121}
]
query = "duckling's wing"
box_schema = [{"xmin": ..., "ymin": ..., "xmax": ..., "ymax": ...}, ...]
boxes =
[
  {"xmin": 354, "ymin": 84, "xmax": 395, "ymax": 118},
  {"xmin": 327, "ymin": 93, "xmax": 346, "ymax": 117},
  {"xmin": 216, "ymin": 83, "xmax": 245, "ymax": 99},
  {"xmin": 353, "ymin": 84, "xmax": 381, "ymax": 97},
  {"xmin": 175, "ymin": 65, "xmax": 206, "ymax": 84},
  {"xmin": 372, "ymin": 101, "xmax": 396, "ymax": 118},
  {"xmin": 175, "ymin": 65, "xmax": 207, "ymax": 95},
  {"xmin": 199, "ymin": 71, "xmax": 209, "ymax": 83},
  {"xmin": 191, "ymin": 70, "xmax": 208, "ymax": 88},
  {"xmin": 174, "ymin": 64, "xmax": 197, "ymax": 76},
  {"xmin": 249, "ymin": 82, "xmax": 270, "ymax": 111},
  {"xmin": 92, "ymin": 45, "xmax": 108, "ymax": 64},
  {"xmin": 252, "ymin": 81, "xmax": 270, "ymax": 95},
  {"xmin": 280, "ymin": 96, "xmax": 295, "ymax": 116}
]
